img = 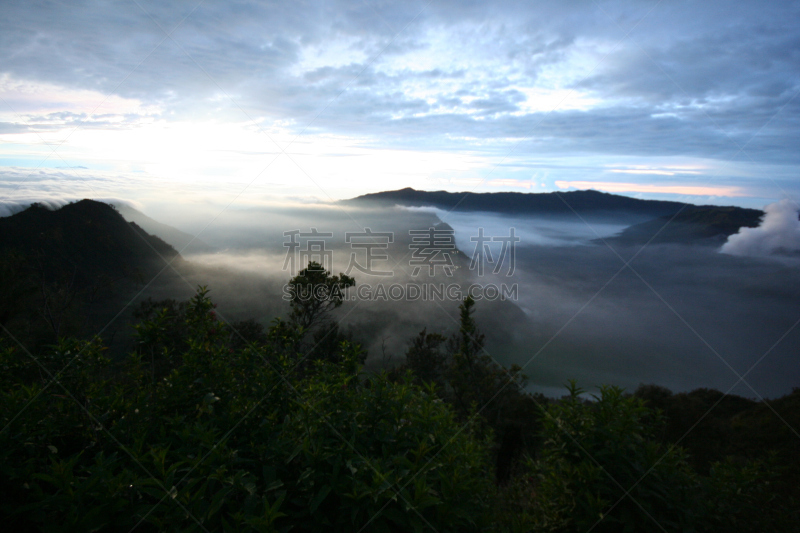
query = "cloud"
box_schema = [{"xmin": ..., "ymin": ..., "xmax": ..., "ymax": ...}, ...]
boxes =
[
  {"xmin": 721, "ymin": 199, "xmax": 800, "ymax": 256},
  {"xmin": 1, "ymin": 0, "xmax": 800, "ymax": 205},
  {"xmin": 555, "ymin": 180, "xmax": 745, "ymax": 197},
  {"xmin": 0, "ymin": 195, "xmax": 146, "ymax": 218},
  {"xmin": 0, "ymin": 199, "xmax": 63, "ymax": 217},
  {"xmin": 486, "ymin": 179, "xmax": 532, "ymax": 189},
  {"xmin": 607, "ymin": 165, "xmax": 702, "ymax": 176}
]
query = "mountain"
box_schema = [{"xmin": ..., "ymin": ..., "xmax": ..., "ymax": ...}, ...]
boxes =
[
  {"xmin": 0, "ymin": 199, "xmax": 180, "ymax": 288},
  {"xmin": 349, "ymin": 187, "xmax": 689, "ymax": 220},
  {"xmin": 0, "ymin": 199, "xmax": 192, "ymax": 352},
  {"xmin": 349, "ymin": 187, "xmax": 767, "ymax": 245},
  {"xmin": 603, "ymin": 205, "xmax": 764, "ymax": 245},
  {"xmin": 113, "ymin": 202, "xmax": 212, "ymax": 254}
]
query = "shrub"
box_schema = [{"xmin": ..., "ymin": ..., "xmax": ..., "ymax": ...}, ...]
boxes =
[
  {"xmin": 525, "ymin": 382, "xmax": 698, "ymax": 532},
  {"xmin": 0, "ymin": 289, "xmax": 494, "ymax": 531}
]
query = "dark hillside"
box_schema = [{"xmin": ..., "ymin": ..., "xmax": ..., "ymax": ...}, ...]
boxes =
[
  {"xmin": 351, "ymin": 188, "xmax": 766, "ymax": 245},
  {"xmin": 604, "ymin": 205, "xmax": 764, "ymax": 245},
  {"xmin": 0, "ymin": 199, "xmax": 180, "ymax": 287},
  {"xmin": 349, "ymin": 187, "xmax": 689, "ymax": 219},
  {"xmin": 0, "ymin": 200, "xmax": 183, "ymax": 350}
]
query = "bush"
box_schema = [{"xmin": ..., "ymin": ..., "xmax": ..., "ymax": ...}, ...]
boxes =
[
  {"xmin": 524, "ymin": 382, "xmax": 698, "ymax": 532},
  {"xmin": 0, "ymin": 289, "xmax": 494, "ymax": 532}
]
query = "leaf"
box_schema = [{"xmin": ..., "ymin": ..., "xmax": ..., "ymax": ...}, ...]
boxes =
[
  {"xmin": 203, "ymin": 392, "xmax": 220, "ymax": 404},
  {"xmin": 309, "ymin": 485, "xmax": 332, "ymax": 513},
  {"xmin": 264, "ymin": 479, "xmax": 284, "ymax": 492}
]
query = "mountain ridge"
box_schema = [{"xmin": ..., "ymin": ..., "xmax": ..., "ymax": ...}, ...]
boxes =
[
  {"xmin": 349, "ymin": 187, "xmax": 765, "ymax": 243},
  {"xmin": 113, "ymin": 202, "xmax": 212, "ymax": 254},
  {"xmin": 348, "ymin": 187, "xmax": 695, "ymax": 219},
  {"xmin": 603, "ymin": 205, "xmax": 764, "ymax": 245},
  {"xmin": 0, "ymin": 199, "xmax": 180, "ymax": 286}
]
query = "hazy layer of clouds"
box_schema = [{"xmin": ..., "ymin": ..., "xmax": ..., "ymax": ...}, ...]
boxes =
[
  {"xmin": 119, "ymin": 201, "xmax": 800, "ymax": 399},
  {"xmin": 3, "ymin": 193, "xmax": 795, "ymax": 398},
  {"xmin": 503, "ymin": 242, "xmax": 800, "ymax": 399},
  {"xmin": 406, "ymin": 206, "xmax": 630, "ymax": 248}
]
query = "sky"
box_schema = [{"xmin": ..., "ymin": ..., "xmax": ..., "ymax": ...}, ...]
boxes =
[{"xmin": 1, "ymin": 0, "xmax": 799, "ymax": 211}]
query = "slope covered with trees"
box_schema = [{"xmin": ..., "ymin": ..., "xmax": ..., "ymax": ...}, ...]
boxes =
[
  {"xmin": 349, "ymin": 187, "xmax": 690, "ymax": 219},
  {"xmin": 603, "ymin": 205, "xmax": 764, "ymax": 245},
  {"xmin": 0, "ymin": 200, "xmax": 183, "ymax": 351}
]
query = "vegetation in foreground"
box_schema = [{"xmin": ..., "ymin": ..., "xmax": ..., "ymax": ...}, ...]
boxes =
[{"xmin": 1, "ymin": 263, "xmax": 798, "ymax": 532}]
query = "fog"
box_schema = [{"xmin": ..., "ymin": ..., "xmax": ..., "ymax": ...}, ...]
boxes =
[
  {"xmin": 504, "ymin": 243, "xmax": 800, "ymax": 399},
  {"xmin": 0, "ymin": 197, "xmax": 144, "ymax": 218},
  {"xmin": 120, "ymin": 201, "xmax": 800, "ymax": 399},
  {"xmin": 408, "ymin": 206, "xmax": 631, "ymax": 248},
  {"xmin": 721, "ymin": 199, "xmax": 800, "ymax": 257}
]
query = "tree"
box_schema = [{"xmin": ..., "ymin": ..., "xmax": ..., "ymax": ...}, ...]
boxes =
[
  {"xmin": 446, "ymin": 296, "xmax": 525, "ymax": 425},
  {"xmin": 285, "ymin": 261, "xmax": 355, "ymax": 331},
  {"xmin": 0, "ymin": 288, "xmax": 496, "ymax": 532},
  {"xmin": 526, "ymin": 382, "xmax": 698, "ymax": 532},
  {"xmin": 404, "ymin": 328, "xmax": 448, "ymax": 389},
  {"xmin": 397, "ymin": 297, "xmax": 539, "ymax": 484}
]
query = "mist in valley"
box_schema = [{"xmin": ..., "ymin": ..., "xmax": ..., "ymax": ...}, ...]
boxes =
[{"xmin": 122, "ymin": 199, "xmax": 800, "ymax": 400}]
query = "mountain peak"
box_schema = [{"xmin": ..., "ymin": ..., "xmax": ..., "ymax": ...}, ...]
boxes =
[{"xmin": 0, "ymin": 199, "xmax": 180, "ymax": 286}]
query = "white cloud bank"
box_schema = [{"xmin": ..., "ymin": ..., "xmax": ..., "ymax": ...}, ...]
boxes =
[{"xmin": 721, "ymin": 199, "xmax": 800, "ymax": 257}]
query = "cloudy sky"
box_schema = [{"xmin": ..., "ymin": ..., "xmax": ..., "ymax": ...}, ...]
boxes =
[{"xmin": 1, "ymin": 0, "xmax": 799, "ymax": 210}]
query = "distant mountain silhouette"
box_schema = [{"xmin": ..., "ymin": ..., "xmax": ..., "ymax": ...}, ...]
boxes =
[
  {"xmin": 0, "ymin": 199, "xmax": 180, "ymax": 288},
  {"xmin": 349, "ymin": 187, "xmax": 689, "ymax": 219},
  {"xmin": 113, "ymin": 202, "xmax": 212, "ymax": 254},
  {"xmin": 349, "ymin": 188, "xmax": 765, "ymax": 244},
  {"xmin": 603, "ymin": 205, "xmax": 764, "ymax": 245}
]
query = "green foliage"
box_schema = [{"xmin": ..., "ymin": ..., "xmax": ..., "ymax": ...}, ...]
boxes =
[
  {"xmin": 446, "ymin": 297, "xmax": 526, "ymax": 423},
  {"xmin": 526, "ymin": 382, "xmax": 699, "ymax": 532},
  {"xmin": 634, "ymin": 385, "xmax": 757, "ymax": 473},
  {"xmin": 698, "ymin": 455, "xmax": 796, "ymax": 532},
  {"xmin": 3, "ymin": 278, "xmax": 797, "ymax": 531},
  {"xmin": 399, "ymin": 297, "xmax": 540, "ymax": 484},
  {"xmin": 0, "ymin": 288, "xmax": 494, "ymax": 531},
  {"xmin": 285, "ymin": 261, "xmax": 355, "ymax": 331},
  {"xmin": 277, "ymin": 348, "xmax": 494, "ymax": 531},
  {"xmin": 404, "ymin": 328, "xmax": 448, "ymax": 390},
  {"xmin": 633, "ymin": 384, "xmax": 800, "ymax": 530},
  {"xmin": 306, "ymin": 321, "xmax": 363, "ymax": 365},
  {"xmin": 492, "ymin": 382, "xmax": 798, "ymax": 533}
]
